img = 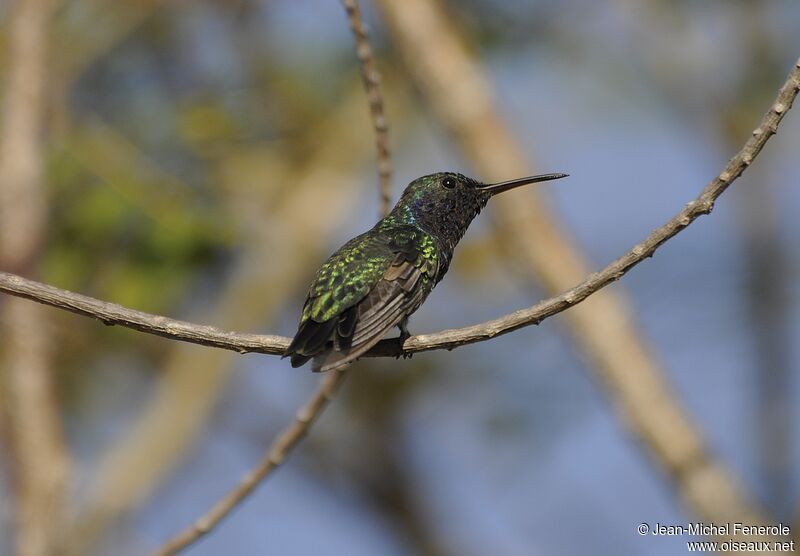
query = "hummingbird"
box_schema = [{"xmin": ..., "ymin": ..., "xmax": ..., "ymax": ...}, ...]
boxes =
[{"xmin": 286, "ymin": 171, "xmax": 568, "ymax": 372}]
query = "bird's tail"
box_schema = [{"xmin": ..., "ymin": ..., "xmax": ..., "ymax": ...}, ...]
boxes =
[
  {"xmin": 285, "ymin": 317, "xmax": 337, "ymax": 368},
  {"xmin": 310, "ymin": 320, "xmax": 398, "ymax": 372}
]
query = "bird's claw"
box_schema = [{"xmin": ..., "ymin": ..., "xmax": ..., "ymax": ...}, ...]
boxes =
[{"xmin": 395, "ymin": 320, "xmax": 412, "ymax": 359}]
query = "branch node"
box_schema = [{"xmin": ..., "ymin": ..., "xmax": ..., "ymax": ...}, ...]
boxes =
[
  {"xmin": 295, "ymin": 408, "xmax": 314, "ymax": 424},
  {"xmin": 194, "ymin": 518, "xmax": 213, "ymax": 535}
]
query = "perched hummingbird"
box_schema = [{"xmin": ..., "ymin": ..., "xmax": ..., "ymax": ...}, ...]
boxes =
[{"xmin": 286, "ymin": 171, "xmax": 568, "ymax": 372}]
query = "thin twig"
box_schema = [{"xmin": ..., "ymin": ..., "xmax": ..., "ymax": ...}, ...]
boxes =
[
  {"xmin": 151, "ymin": 370, "xmax": 345, "ymax": 556},
  {"xmin": 1, "ymin": 54, "xmax": 798, "ymax": 358},
  {"xmin": 341, "ymin": 0, "xmax": 393, "ymax": 215}
]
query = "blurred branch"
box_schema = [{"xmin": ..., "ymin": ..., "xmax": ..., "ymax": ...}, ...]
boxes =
[
  {"xmin": 0, "ymin": 1, "xmax": 69, "ymax": 556},
  {"xmin": 152, "ymin": 3, "xmax": 394, "ymax": 554},
  {"xmin": 341, "ymin": 0, "xmax": 393, "ymax": 215},
  {"xmin": 1, "ymin": 51, "xmax": 798, "ymax": 359},
  {"xmin": 376, "ymin": 0, "xmax": 796, "ymax": 542}
]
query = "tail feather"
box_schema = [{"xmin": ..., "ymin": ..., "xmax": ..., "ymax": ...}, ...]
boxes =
[
  {"xmin": 289, "ymin": 352, "xmax": 312, "ymax": 368},
  {"xmin": 286, "ymin": 317, "xmax": 337, "ymax": 368},
  {"xmin": 311, "ymin": 322, "xmax": 390, "ymax": 372}
]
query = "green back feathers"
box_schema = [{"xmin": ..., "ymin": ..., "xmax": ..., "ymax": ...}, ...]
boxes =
[{"xmin": 301, "ymin": 225, "xmax": 438, "ymax": 324}]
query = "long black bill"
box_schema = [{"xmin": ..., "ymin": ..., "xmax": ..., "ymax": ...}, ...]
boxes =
[{"xmin": 477, "ymin": 172, "xmax": 568, "ymax": 195}]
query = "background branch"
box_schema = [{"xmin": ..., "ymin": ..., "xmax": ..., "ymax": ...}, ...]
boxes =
[
  {"xmin": 0, "ymin": 2, "xmax": 70, "ymax": 556},
  {"xmin": 341, "ymin": 0, "xmax": 393, "ymax": 216},
  {"xmin": 151, "ymin": 369, "xmax": 346, "ymax": 556}
]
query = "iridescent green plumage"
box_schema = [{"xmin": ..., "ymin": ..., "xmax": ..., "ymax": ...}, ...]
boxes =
[{"xmin": 286, "ymin": 171, "xmax": 567, "ymax": 371}]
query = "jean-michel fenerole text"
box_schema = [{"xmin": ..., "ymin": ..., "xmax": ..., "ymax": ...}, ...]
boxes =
[{"xmin": 650, "ymin": 523, "xmax": 791, "ymax": 537}]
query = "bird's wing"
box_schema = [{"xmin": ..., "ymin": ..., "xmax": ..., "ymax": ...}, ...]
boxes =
[
  {"xmin": 287, "ymin": 229, "xmax": 395, "ymax": 367},
  {"xmin": 286, "ymin": 225, "xmax": 439, "ymax": 371},
  {"xmin": 311, "ymin": 226, "xmax": 439, "ymax": 372}
]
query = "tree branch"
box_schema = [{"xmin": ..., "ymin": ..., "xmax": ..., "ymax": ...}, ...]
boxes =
[
  {"xmin": 1, "ymin": 54, "xmax": 798, "ymax": 357},
  {"xmin": 341, "ymin": 0, "xmax": 393, "ymax": 216},
  {"xmin": 0, "ymin": 270, "xmax": 291, "ymax": 353}
]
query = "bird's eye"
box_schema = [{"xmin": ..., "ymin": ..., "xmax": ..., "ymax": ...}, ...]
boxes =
[{"xmin": 442, "ymin": 177, "xmax": 457, "ymax": 189}]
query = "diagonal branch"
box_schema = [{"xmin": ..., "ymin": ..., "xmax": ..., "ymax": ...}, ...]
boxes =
[
  {"xmin": 150, "ymin": 369, "xmax": 346, "ymax": 556},
  {"xmin": 0, "ymin": 54, "xmax": 798, "ymax": 358}
]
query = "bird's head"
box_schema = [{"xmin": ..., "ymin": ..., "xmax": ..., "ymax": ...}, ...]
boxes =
[{"xmin": 393, "ymin": 171, "xmax": 568, "ymax": 244}]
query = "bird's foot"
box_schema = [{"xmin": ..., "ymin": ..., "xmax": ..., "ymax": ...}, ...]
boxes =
[{"xmin": 396, "ymin": 319, "xmax": 413, "ymax": 359}]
